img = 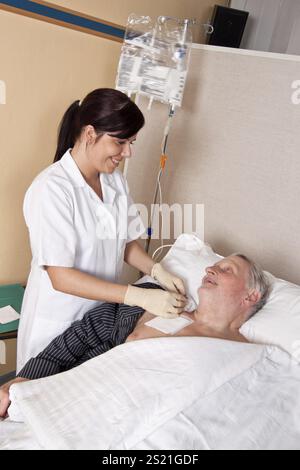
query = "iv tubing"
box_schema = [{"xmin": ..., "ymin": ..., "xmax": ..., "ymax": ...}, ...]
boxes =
[{"xmin": 145, "ymin": 104, "xmax": 176, "ymax": 254}]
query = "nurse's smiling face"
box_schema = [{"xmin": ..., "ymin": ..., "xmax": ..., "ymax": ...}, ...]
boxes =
[{"xmin": 88, "ymin": 130, "xmax": 137, "ymax": 174}]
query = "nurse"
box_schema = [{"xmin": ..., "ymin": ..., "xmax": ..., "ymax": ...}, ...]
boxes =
[{"xmin": 17, "ymin": 88, "xmax": 186, "ymax": 372}]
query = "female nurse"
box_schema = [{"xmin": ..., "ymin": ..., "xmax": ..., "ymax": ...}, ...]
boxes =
[{"xmin": 17, "ymin": 88, "xmax": 186, "ymax": 372}]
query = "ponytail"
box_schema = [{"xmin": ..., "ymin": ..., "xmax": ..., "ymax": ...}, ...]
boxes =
[
  {"xmin": 54, "ymin": 89, "xmax": 145, "ymax": 163},
  {"xmin": 54, "ymin": 100, "xmax": 80, "ymax": 162}
]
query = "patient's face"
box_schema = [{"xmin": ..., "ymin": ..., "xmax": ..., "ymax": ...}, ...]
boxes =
[{"xmin": 198, "ymin": 256, "xmax": 251, "ymax": 321}]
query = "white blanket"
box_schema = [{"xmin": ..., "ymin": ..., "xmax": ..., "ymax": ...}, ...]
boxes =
[{"xmin": 1, "ymin": 337, "xmax": 300, "ymax": 450}]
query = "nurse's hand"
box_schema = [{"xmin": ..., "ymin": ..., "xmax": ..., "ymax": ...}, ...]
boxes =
[
  {"xmin": 124, "ymin": 285, "xmax": 187, "ymax": 319},
  {"xmin": 0, "ymin": 378, "xmax": 29, "ymax": 419},
  {"xmin": 151, "ymin": 263, "xmax": 186, "ymax": 296}
]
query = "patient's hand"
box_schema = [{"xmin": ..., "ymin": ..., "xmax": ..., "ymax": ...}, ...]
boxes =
[{"xmin": 0, "ymin": 378, "xmax": 29, "ymax": 419}]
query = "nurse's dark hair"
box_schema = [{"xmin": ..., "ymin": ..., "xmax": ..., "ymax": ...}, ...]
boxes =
[{"xmin": 53, "ymin": 88, "xmax": 145, "ymax": 162}]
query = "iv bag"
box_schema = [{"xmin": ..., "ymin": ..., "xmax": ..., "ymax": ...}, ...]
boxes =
[{"xmin": 116, "ymin": 14, "xmax": 193, "ymax": 107}]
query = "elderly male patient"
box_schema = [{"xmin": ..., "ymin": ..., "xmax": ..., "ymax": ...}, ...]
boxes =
[{"xmin": 0, "ymin": 254, "xmax": 270, "ymax": 418}]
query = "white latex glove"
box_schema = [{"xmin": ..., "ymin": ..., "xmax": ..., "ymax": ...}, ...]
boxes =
[
  {"xmin": 151, "ymin": 263, "xmax": 186, "ymax": 296},
  {"xmin": 124, "ymin": 285, "xmax": 187, "ymax": 319}
]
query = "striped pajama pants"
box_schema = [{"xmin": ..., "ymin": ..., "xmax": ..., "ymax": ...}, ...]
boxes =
[{"xmin": 18, "ymin": 283, "xmax": 162, "ymax": 380}]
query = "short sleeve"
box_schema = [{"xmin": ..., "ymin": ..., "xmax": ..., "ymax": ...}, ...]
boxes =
[
  {"xmin": 125, "ymin": 180, "xmax": 145, "ymax": 243},
  {"xmin": 25, "ymin": 180, "xmax": 77, "ymax": 268}
]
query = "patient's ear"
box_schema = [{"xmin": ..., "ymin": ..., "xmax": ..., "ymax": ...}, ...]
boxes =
[{"xmin": 245, "ymin": 290, "xmax": 261, "ymax": 306}]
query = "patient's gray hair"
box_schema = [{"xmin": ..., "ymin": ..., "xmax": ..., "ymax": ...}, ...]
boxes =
[{"xmin": 232, "ymin": 254, "xmax": 271, "ymax": 318}]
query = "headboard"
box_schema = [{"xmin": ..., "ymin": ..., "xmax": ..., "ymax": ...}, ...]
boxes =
[{"xmin": 126, "ymin": 45, "xmax": 300, "ymax": 285}]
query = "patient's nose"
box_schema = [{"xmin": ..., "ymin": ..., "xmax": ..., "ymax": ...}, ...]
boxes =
[{"xmin": 206, "ymin": 266, "xmax": 217, "ymax": 275}]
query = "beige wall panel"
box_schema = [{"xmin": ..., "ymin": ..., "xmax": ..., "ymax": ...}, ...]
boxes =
[{"xmin": 127, "ymin": 46, "xmax": 300, "ymax": 285}]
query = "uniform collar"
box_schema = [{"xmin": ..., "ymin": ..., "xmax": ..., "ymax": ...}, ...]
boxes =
[
  {"xmin": 100, "ymin": 173, "xmax": 117, "ymax": 206},
  {"xmin": 60, "ymin": 150, "xmax": 86, "ymax": 188},
  {"xmin": 60, "ymin": 150, "xmax": 117, "ymax": 205}
]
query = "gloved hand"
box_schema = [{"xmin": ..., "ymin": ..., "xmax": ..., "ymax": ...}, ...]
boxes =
[
  {"xmin": 151, "ymin": 263, "xmax": 186, "ymax": 296},
  {"xmin": 124, "ymin": 285, "xmax": 187, "ymax": 319}
]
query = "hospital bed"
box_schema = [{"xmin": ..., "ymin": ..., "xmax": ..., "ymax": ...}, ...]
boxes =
[
  {"xmin": 1, "ymin": 337, "xmax": 300, "ymax": 450},
  {"xmin": 1, "ymin": 235, "xmax": 300, "ymax": 450},
  {"xmin": 2, "ymin": 44, "xmax": 300, "ymax": 450}
]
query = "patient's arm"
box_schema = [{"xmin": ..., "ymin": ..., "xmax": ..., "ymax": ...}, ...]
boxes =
[
  {"xmin": 18, "ymin": 283, "xmax": 164, "ymax": 380},
  {"xmin": 18, "ymin": 302, "xmax": 120, "ymax": 380}
]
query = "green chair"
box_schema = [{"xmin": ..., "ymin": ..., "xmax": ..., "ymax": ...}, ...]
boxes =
[{"xmin": 0, "ymin": 284, "xmax": 24, "ymax": 339}]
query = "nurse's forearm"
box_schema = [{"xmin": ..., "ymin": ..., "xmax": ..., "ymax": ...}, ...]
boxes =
[
  {"xmin": 46, "ymin": 267, "xmax": 127, "ymax": 303},
  {"xmin": 124, "ymin": 240, "xmax": 155, "ymax": 275}
]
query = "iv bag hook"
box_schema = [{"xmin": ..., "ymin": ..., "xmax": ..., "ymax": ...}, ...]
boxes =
[{"xmin": 158, "ymin": 16, "xmax": 214, "ymax": 35}]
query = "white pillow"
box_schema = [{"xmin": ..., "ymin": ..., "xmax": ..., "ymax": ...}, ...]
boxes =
[
  {"xmin": 137, "ymin": 233, "xmax": 221, "ymax": 311},
  {"xmin": 140, "ymin": 233, "xmax": 300, "ymax": 361},
  {"xmin": 240, "ymin": 276, "xmax": 300, "ymax": 362},
  {"xmin": 161, "ymin": 233, "xmax": 221, "ymax": 311}
]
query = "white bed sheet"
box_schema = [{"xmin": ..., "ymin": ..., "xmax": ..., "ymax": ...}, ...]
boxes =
[
  {"xmin": 0, "ymin": 420, "xmax": 41, "ymax": 450},
  {"xmin": 1, "ymin": 337, "xmax": 300, "ymax": 450}
]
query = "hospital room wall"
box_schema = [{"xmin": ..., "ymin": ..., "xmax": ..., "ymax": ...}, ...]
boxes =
[
  {"xmin": 46, "ymin": 0, "xmax": 227, "ymax": 44},
  {"xmin": 0, "ymin": 0, "xmax": 226, "ymax": 285},
  {"xmin": 0, "ymin": 12, "xmax": 120, "ymax": 285},
  {"xmin": 126, "ymin": 46, "xmax": 300, "ymax": 285}
]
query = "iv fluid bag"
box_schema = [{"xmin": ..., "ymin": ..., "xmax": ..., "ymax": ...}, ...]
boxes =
[
  {"xmin": 116, "ymin": 15, "xmax": 192, "ymax": 107},
  {"xmin": 116, "ymin": 16, "xmax": 152, "ymax": 96}
]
